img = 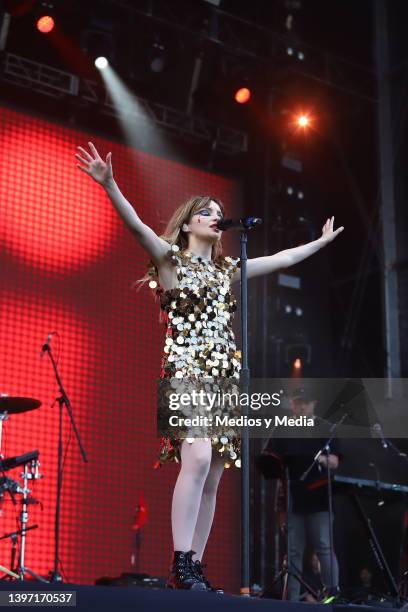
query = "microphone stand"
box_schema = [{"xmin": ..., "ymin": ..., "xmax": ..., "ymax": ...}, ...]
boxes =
[
  {"xmin": 238, "ymin": 219, "xmax": 261, "ymax": 596},
  {"xmin": 299, "ymin": 413, "xmax": 347, "ymax": 596},
  {"xmin": 380, "ymin": 436, "xmax": 408, "ymax": 464},
  {"xmin": 43, "ymin": 342, "xmax": 88, "ymax": 582}
]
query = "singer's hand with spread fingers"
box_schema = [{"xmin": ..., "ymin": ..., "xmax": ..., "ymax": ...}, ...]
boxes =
[
  {"xmin": 75, "ymin": 142, "xmax": 113, "ymax": 187},
  {"xmin": 317, "ymin": 454, "xmax": 339, "ymax": 469},
  {"xmin": 319, "ymin": 216, "xmax": 344, "ymax": 245}
]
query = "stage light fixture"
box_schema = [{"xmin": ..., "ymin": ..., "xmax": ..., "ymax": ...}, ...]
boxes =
[
  {"xmin": 286, "ymin": 47, "xmax": 305, "ymax": 61},
  {"xmin": 37, "ymin": 15, "xmax": 54, "ymax": 33},
  {"xmin": 234, "ymin": 87, "xmax": 251, "ymax": 104},
  {"xmin": 228, "ymin": 61, "xmax": 254, "ymax": 107},
  {"xmin": 35, "ymin": 2, "xmax": 55, "ymax": 34},
  {"xmin": 297, "ymin": 114, "xmax": 310, "ymax": 128},
  {"xmin": 149, "ymin": 35, "xmax": 166, "ymax": 73},
  {"xmin": 81, "ymin": 22, "xmax": 115, "ymax": 71},
  {"xmin": 285, "ymin": 343, "xmax": 311, "ymax": 366},
  {"xmin": 95, "ymin": 56, "xmax": 108, "ymax": 70},
  {"xmin": 285, "ymin": 186, "xmax": 305, "ymax": 199}
]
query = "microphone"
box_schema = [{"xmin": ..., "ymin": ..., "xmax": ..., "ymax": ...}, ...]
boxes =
[
  {"xmin": 40, "ymin": 332, "xmax": 54, "ymax": 359},
  {"xmin": 217, "ymin": 216, "xmax": 263, "ymax": 231},
  {"xmin": 371, "ymin": 422, "xmax": 388, "ymax": 449}
]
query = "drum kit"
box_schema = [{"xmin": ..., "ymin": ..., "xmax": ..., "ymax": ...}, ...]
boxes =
[
  {"xmin": 0, "ymin": 334, "xmax": 88, "ymax": 584},
  {"xmin": 0, "ymin": 394, "xmax": 44, "ymax": 581}
]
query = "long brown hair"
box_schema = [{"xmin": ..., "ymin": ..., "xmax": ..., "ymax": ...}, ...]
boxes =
[{"xmin": 132, "ymin": 195, "xmax": 226, "ymax": 291}]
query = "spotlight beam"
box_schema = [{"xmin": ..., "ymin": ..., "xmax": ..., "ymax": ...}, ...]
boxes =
[
  {"xmin": 98, "ymin": 64, "xmax": 173, "ymax": 157},
  {"xmin": 0, "ymin": 11, "xmax": 11, "ymax": 51}
]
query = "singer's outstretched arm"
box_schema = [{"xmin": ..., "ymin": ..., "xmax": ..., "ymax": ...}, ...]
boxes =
[
  {"xmin": 231, "ymin": 217, "xmax": 344, "ymax": 283},
  {"xmin": 75, "ymin": 143, "xmax": 178, "ymax": 289}
]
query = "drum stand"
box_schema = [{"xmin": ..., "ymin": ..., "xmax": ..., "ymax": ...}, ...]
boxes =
[
  {"xmin": 0, "ymin": 411, "xmax": 19, "ymax": 580},
  {"xmin": 0, "ymin": 397, "xmax": 44, "ymax": 582},
  {"xmin": 0, "ymin": 412, "xmax": 8, "ymax": 459},
  {"xmin": 17, "ymin": 461, "xmax": 47, "ymax": 583},
  {"xmin": 0, "ymin": 531, "xmax": 21, "ymax": 580}
]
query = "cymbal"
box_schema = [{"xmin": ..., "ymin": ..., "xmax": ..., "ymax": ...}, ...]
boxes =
[{"xmin": 0, "ymin": 396, "xmax": 41, "ymax": 414}]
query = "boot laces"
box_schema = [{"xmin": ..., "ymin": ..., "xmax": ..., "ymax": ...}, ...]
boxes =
[
  {"xmin": 193, "ymin": 560, "xmax": 210, "ymax": 585},
  {"xmin": 195, "ymin": 561, "xmax": 207, "ymax": 575},
  {"xmin": 175, "ymin": 555, "xmax": 196, "ymax": 581}
]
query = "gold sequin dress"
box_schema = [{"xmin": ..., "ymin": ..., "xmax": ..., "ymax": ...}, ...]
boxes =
[{"xmin": 151, "ymin": 246, "xmax": 242, "ymax": 469}]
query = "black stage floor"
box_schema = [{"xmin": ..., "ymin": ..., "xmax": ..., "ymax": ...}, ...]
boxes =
[{"xmin": 0, "ymin": 582, "xmax": 400, "ymax": 611}]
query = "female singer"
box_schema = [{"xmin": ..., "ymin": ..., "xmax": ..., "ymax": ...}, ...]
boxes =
[{"xmin": 75, "ymin": 142, "xmax": 344, "ymax": 592}]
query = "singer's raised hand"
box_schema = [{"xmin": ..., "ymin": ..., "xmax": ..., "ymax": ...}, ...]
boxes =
[
  {"xmin": 232, "ymin": 214, "xmax": 344, "ymax": 283},
  {"xmin": 320, "ymin": 216, "xmax": 344, "ymax": 245},
  {"xmin": 74, "ymin": 141, "xmax": 172, "ymax": 273},
  {"xmin": 75, "ymin": 142, "xmax": 113, "ymax": 186}
]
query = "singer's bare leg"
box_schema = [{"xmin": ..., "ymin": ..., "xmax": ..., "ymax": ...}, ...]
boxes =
[
  {"xmin": 171, "ymin": 439, "xmax": 212, "ymax": 551},
  {"xmin": 191, "ymin": 452, "xmax": 225, "ymax": 561}
]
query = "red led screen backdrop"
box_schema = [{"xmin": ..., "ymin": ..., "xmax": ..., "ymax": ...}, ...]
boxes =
[{"xmin": 0, "ymin": 106, "xmax": 242, "ymax": 591}]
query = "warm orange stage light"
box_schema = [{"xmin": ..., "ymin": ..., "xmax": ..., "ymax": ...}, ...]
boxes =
[
  {"xmin": 37, "ymin": 15, "xmax": 55, "ymax": 33},
  {"xmin": 235, "ymin": 87, "xmax": 251, "ymax": 104},
  {"xmin": 293, "ymin": 358, "xmax": 302, "ymax": 370},
  {"xmin": 297, "ymin": 114, "xmax": 310, "ymax": 128}
]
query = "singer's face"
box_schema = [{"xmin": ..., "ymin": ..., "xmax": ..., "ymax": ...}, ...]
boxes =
[
  {"xmin": 187, "ymin": 200, "xmax": 223, "ymax": 243},
  {"xmin": 291, "ymin": 399, "xmax": 316, "ymax": 418}
]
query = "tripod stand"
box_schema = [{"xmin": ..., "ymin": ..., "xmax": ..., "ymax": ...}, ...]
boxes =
[
  {"xmin": 267, "ymin": 468, "xmax": 319, "ymax": 601},
  {"xmin": 42, "ymin": 337, "xmax": 88, "ymax": 582},
  {"xmin": 17, "ymin": 461, "xmax": 47, "ymax": 582}
]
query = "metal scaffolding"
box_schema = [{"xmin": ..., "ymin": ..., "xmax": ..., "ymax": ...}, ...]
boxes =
[
  {"xmin": 105, "ymin": 0, "xmax": 377, "ymax": 103},
  {"xmin": 1, "ymin": 52, "xmax": 248, "ymax": 155}
]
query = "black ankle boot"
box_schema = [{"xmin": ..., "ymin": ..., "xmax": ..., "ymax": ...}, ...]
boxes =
[
  {"xmin": 192, "ymin": 559, "xmax": 224, "ymax": 594},
  {"xmin": 166, "ymin": 551, "xmax": 208, "ymax": 590}
]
